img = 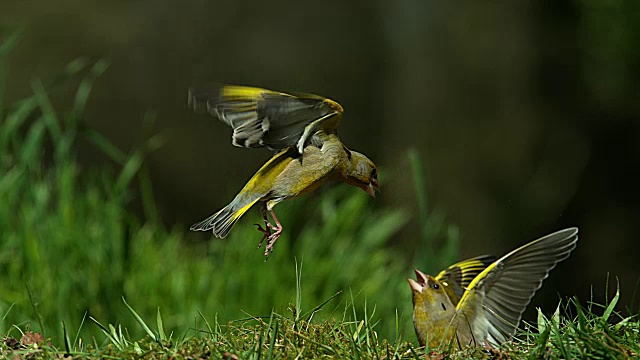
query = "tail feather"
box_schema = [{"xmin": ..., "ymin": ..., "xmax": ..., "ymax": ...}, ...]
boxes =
[{"xmin": 190, "ymin": 199, "xmax": 259, "ymax": 238}]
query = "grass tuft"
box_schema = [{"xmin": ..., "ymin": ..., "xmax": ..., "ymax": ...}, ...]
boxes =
[{"xmin": 2, "ymin": 293, "xmax": 639, "ymax": 359}]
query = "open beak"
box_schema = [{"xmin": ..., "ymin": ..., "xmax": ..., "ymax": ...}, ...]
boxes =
[
  {"xmin": 366, "ymin": 178, "xmax": 380, "ymax": 198},
  {"xmin": 407, "ymin": 278, "xmax": 423, "ymax": 292},
  {"xmin": 408, "ymin": 268, "xmax": 429, "ymax": 293},
  {"xmin": 414, "ymin": 269, "xmax": 428, "ymax": 286}
]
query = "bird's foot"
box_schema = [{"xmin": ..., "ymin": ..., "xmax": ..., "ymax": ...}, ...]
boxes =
[
  {"xmin": 255, "ymin": 223, "xmax": 271, "ymax": 249},
  {"xmin": 263, "ymin": 229, "xmax": 282, "ymax": 258},
  {"xmin": 256, "ymin": 208, "xmax": 284, "ymax": 261}
]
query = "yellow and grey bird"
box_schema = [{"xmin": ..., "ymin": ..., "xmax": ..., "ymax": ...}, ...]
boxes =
[
  {"xmin": 188, "ymin": 84, "xmax": 379, "ymax": 257},
  {"xmin": 408, "ymin": 227, "xmax": 578, "ymax": 349}
]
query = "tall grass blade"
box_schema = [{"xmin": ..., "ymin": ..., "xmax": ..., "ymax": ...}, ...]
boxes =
[
  {"xmin": 74, "ymin": 312, "xmax": 88, "ymax": 350},
  {"xmin": 84, "ymin": 129, "xmax": 127, "ymax": 164},
  {"xmin": 157, "ymin": 308, "xmax": 167, "ymax": 342},
  {"xmin": 62, "ymin": 321, "xmax": 72, "ymax": 354},
  {"xmin": 89, "ymin": 316, "xmax": 123, "ymax": 350},
  {"xmin": 196, "ymin": 310, "xmax": 214, "ymax": 338},
  {"xmin": 0, "ymin": 28, "xmax": 24, "ymax": 120},
  {"xmin": 69, "ymin": 59, "xmax": 109, "ymax": 126},
  {"xmin": 25, "ymin": 281, "xmax": 45, "ymax": 336},
  {"xmin": 122, "ymin": 297, "xmax": 157, "ymax": 342},
  {"xmin": 603, "ymin": 283, "xmax": 620, "ymax": 322},
  {"xmin": 295, "ymin": 257, "xmax": 302, "ymax": 324},
  {"xmin": 116, "ymin": 150, "xmax": 144, "ymax": 192},
  {"xmin": 0, "ymin": 27, "xmax": 23, "ymax": 56},
  {"xmin": 302, "ymin": 291, "xmax": 342, "ymax": 323}
]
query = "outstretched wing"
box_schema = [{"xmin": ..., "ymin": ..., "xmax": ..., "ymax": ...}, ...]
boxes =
[
  {"xmin": 188, "ymin": 84, "xmax": 344, "ymax": 153},
  {"xmin": 456, "ymin": 228, "xmax": 579, "ymax": 344},
  {"xmin": 435, "ymin": 255, "xmax": 497, "ymax": 304}
]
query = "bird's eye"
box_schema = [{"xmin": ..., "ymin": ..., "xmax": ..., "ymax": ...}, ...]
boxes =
[
  {"xmin": 431, "ymin": 283, "xmax": 440, "ymax": 290},
  {"xmin": 371, "ymin": 168, "xmax": 377, "ymax": 179}
]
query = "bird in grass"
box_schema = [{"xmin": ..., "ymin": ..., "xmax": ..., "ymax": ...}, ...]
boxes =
[
  {"xmin": 188, "ymin": 84, "xmax": 379, "ymax": 257},
  {"xmin": 408, "ymin": 227, "xmax": 578, "ymax": 349}
]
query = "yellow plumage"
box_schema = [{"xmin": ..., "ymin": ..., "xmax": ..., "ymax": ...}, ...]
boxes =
[
  {"xmin": 408, "ymin": 228, "xmax": 578, "ymax": 349},
  {"xmin": 188, "ymin": 84, "xmax": 379, "ymax": 257}
]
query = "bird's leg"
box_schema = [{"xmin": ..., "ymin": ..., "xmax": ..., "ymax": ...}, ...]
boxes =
[
  {"xmin": 255, "ymin": 204, "xmax": 272, "ymax": 249},
  {"xmin": 264, "ymin": 209, "xmax": 283, "ymax": 257}
]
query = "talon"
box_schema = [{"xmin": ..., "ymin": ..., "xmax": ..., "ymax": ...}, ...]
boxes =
[
  {"xmin": 256, "ymin": 207, "xmax": 284, "ymax": 258},
  {"xmin": 263, "ymin": 229, "xmax": 282, "ymax": 257},
  {"xmin": 255, "ymin": 223, "xmax": 271, "ymax": 235},
  {"xmin": 255, "ymin": 224, "xmax": 271, "ymax": 249}
]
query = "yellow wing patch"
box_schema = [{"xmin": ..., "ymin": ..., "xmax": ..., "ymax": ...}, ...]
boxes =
[
  {"xmin": 436, "ymin": 255, "xmax": 496, "ymax": 289},
  {"xmin": 190, "ymin": 83, "xmax": 344, "ymax": 151},
  {"xmin": 221, "ymin": 85, "xmax": 293, "ymax": 100}
]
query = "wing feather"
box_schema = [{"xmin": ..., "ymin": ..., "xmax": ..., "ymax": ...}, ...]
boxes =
[
  {"xmin": 188, "ymin": 84, "xmax": 343, "ymax": 152},
  {"xmin": 436, "ymin": 255, "xmax": 497, "ymax": 303},
  {"xmin": 456, "ymin": 228, "xmax": 578, "ymax": 344}
]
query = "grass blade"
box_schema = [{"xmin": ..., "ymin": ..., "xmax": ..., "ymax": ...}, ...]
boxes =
[
  {"xmin": 123, "ymin": 297, "xmax": 157, "ymax": 342},
  {"xmin": 62, "ymin": 321, "xmax": 72, "ymax": 354},
  {"xmin": 89, "ymin": 316, "xmax": 123, "ymax": 351},
  {"xmin": 157, "ymin": 308, "xmax": 167, "ymax": 342},
  {"xmin": 603, "ymin": 282, "xmax": 620, "ymax": 322}
]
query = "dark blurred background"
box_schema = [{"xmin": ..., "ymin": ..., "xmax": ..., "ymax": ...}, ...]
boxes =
[{"xmin": 3, "ymin": 0, "xmax": 639, "ymax": 314}]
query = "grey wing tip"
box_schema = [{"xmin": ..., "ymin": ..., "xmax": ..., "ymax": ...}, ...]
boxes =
[
  {"xmin": 189, "ymin": 223, "xmax": 206, "ymax": 231},
  {"xmin": 557, "ymin": 227, "xmax": 579, "ymax": 247},
  {"xmin": 189, "ymin": 214, "xmax": 220, "ymax": 236},
  {"xmin": 189, "ymin": 221, "xmax": 212, "ymax": 232},
  {"xmin": 557, "ymin": 227, "xmax": 579, "ymax": 237},
  {"xmin": 188, "ymin": 83, "xmax": 223, "ymax": 115},
  {"xmin": 190, "ymin": 206, "xmax": 237, "ymax": 238},
  {"xmin": 544, "ymin": 227, "xmax": 579, "ymax": 246}
]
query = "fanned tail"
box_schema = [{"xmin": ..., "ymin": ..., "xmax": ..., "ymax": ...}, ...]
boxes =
[{"xmin": 190, "ymin": 198, "xmax": 260, "ymax": 238}]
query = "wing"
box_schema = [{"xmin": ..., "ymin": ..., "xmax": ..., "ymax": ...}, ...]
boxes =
[
  {"xmin": 435, "ymin": 255, "xmax": 497, "ymax": 304},
  {"xmin": 188, "ymin": 84, "xmax": 344, "ymax": 153},
  {"xmin": 456, "ymin": 227, "xmax": 579, "ymax": 344}
]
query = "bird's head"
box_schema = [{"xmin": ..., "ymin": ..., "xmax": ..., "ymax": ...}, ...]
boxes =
[
  {"xmin": 345, "ymin": 151, "xmax": 379, "ymax": 198},
  {"xmin": 408, "ymin": 269, "xmax": 455, "ymax": 319}
]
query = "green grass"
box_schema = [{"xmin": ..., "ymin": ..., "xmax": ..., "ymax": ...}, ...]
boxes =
[{"xmin": 1, "ymin": 286, "xmax": 638, "ymax": 359}]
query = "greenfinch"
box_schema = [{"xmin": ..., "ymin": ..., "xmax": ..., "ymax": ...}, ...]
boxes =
[
  {"xmin": 408, "ymin": 227, "xmax": 578, "ymax": 349},
  {"xmin": 188, "ymin": 84, "xmax": 379, "ymax": 257}
]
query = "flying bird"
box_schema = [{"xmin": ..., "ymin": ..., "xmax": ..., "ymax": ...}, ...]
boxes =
[
  {"xmin": 188, "ymin": 84, "xmax": 379, "ymax": 257},
  {"xmin": 408, "ymin": 227, "xmax": 578, "ymax": 349}
]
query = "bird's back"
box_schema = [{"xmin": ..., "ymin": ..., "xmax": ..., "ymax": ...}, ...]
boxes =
[{"xmin": 265, "ymin": 136, "xmax": 348, "ymax": 209}]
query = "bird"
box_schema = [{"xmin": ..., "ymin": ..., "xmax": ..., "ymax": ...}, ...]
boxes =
[
  {"xmin": 408, "ymin": 227, "xmax": 579, "ymax": 349},
  {"xmin": 187, "ymin": 84, "xmax": 379, "ymax": 257}
]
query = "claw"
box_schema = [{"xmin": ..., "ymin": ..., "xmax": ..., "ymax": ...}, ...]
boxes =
[
  {"xmin": 264, "ymin": 229, "xmax": 282, "ymax": 258},
  {"xmin": 255, "ymin": 223, "xmax": 271, "ymax": 235},
  {"xmin": 255, "ymin": 208, "xmax": 284, "ymax": 259},
  {"xmin": 255, "ymin": 224, "xmax": 271, "ymax": 249}
]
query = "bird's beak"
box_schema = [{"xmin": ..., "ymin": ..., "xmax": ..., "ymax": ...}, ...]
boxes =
[
  {"xmin": 366, "ymin": 178, "xmax": 380, "ymax": 198},
  {"xmin": 407, "ymin": 278, "xmax": 423, "ymax": 293},
  {"xmin": 366, "ymin": 184, "xmax": 376, "ymax": 198},
  {"xmin": 414, "ymin": 269, "xmax": 428, "ymax": 286},
  {"xmin": 408, "ymin": 268, "xmax": 429, "ymax": 293}
]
